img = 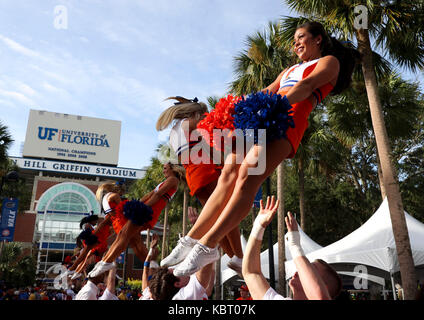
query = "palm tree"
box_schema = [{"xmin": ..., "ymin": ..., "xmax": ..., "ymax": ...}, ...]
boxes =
[
  {"xmin": 281, "ymin": 0, "xmax": 424, "ymax": 299},
  {"xmin": 0, "ymin": 121, "xmax": 13, "ymax": 165},
  {"xmin": 0, "ymin": 242, "xmax": 36, "ymax": 288},
  {"xmin": 327, "ymin": 73, "xmax": 424, "ymax": 199}
]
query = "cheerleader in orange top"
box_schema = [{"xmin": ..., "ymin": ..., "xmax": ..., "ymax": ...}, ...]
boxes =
[
  {"xmin": 173, "ymin": 21, "xmax": 359, "ymax": 277},
  {"xmin": 88, "ymin": 163, "xmax": 182, "ymax": 277},
  {"xmin": 156, "ymin": 97, "xmax": 244, "ymax": 274},
  {"xmin": 68, "ymin": 182, "xmax": 147, "ymax": 280}
]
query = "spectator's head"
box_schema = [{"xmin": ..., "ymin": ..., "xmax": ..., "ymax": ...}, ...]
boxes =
[
  {"xmin": 149, "ymin": 267, "xmax": 190, "ymax": 300},
  {"xmin": 289, "ymin": 259, "xmax": 342, "ymax": 299}
]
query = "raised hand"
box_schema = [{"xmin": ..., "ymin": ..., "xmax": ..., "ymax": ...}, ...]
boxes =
[
  {"xmin": 150, "ymin": 233, "xmax": 159, "ymax": 248},
  {"xmin": 284, "ymin": 211, "xmax": 299, "ymax": 233},
  {"xmin": 257, "ymin": 196, "xmax": 280, "ymax": 228}
]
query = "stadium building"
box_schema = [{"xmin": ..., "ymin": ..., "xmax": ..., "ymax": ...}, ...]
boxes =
[{"xmin": 4, "ymin": 109, "xmax": 159, "ymax": 284}]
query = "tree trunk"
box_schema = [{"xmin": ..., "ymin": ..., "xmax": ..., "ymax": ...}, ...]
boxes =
[
  {"xmin": 356, "ymin": 28, "xmax": 417, "ymax": 299},
  {"xmin": 277, "ymin": 163, "xmax": 286, "ymax": 296},
  {"xmin": 182, "ymin": 187, "xmax": 189, "ymax": 236},
  {"xmin": 161, "ymin": 205, "xmax": 169, "ymax": 260},
  {"xmin": 376, "ymin": 153, "xmax": 387, "ymax": 199},
  {"xmin": 298, "ymin": 157, "xmax": 306, "ymax": 231}
]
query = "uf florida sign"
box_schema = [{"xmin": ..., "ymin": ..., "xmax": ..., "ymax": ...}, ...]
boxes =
[{"xmin": 23, "ymin": 109, "xmax": 121, "ymax": 166}]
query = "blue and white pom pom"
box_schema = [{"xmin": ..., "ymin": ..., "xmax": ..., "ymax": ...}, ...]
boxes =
[
  {"xmin": 233, "ymin": 91, "xmax": 295, "ymax": 144},
  {"xmin": 123, "ymin": 200, "xmax": 153, "ymax": 226}
]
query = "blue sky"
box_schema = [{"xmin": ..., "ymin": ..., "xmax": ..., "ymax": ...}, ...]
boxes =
[
  {"xmin": 1, "ymin": 1, "xmax": 423, "ymax": 169},
  {"xmin": 0, "ymin": 0, "xmax": 293, "ymax": 169}
]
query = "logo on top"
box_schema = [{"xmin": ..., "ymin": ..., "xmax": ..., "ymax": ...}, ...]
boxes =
[{"xmin": 37, "ymin": 126, "xmax": 110, "ymax": 148}]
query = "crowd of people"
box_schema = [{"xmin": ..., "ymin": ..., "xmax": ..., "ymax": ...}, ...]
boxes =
[{"xmin": 0, "ymin": 284, "xmax": 75, "ymax": 301}]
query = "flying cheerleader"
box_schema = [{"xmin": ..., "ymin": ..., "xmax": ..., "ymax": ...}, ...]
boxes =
[
  {"xmin": 87, "ymin": 163, "xmax": 184, "ymax": 277},
  {"xmin": 156, "ymin": 96, "xmax": 244, "ymax": 274},
  {"xmin": 169, "ymin": 21, "xmax": 359, "ymax": 277}
]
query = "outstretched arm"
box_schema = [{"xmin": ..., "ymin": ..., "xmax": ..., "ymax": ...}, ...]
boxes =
[
  {"xmin": 284, "ymin": 55, "xmax": 339, "ymax": 105},
  {"xmin": 106, "ymin": 266, "xmax": 117, "ymax": 295},
  {"xmin": 140, "ymin": 190, "xmax": 155, "ymax": 203},
  {"xmin": 242, "ymin": 196, "xmax": 280, "ymax": 299},
  {"xmin": 285, "ymin": 212, "xmax": 331, "ymax": 300},
  {"xmin": 144, "ymin": 177, "xmax": 179, "ymax": 207},
  {"xmin": 142, "ymin": 234, "xmax": 159, "ymax": 291}
]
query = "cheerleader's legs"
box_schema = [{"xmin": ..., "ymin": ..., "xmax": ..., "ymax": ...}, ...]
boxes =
[
  {"xmin": 187, "ymin": 152, "xmax": 240, "ymax": 239},
  {"xmin": 199, "ymin": 138, "xmax": 292, "ymax": 249},
  {"xmin": 68, "ymin": 245, "xmax": 94, "ymax": 271},
  {"xmin": 101, "ymin": 220, "xmax": 144, "ymax": 263},
  {"xmin": 75, "ymin": 250, "xmax": 94, "ymax": 274},
  {"xmin": 129, "ymin": 234, "xmax": 148, "ymax": 262},
  {"xmin": 187, "ymin": 153, "xmax": 243, "ymax": 258}
]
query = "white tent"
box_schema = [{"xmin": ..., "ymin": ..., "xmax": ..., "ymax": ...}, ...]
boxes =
[
  {"xmin": 220, "ymin": 224, "xmax": 322, "ymax": 284},
  {"xmin": 260, "ymin": 222, "xmax": 323, "ymax": 280},
  {"xmin": 285, "ymin": 198, "xmax": 424, "ymax": 279}
]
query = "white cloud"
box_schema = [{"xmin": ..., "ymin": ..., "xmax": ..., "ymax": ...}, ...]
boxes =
[{"xmin": 0, "ymin": 88, "xmax": 37, "ymax": 107}]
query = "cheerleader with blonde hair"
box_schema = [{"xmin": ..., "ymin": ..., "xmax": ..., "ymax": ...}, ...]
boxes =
[
  {"xmin": 88, "ymin": 163, "xmax": 182, "ymax": 278},
  {"xmin": 157, "ymin": 96, "xmax": 244, "ymax": 274}
]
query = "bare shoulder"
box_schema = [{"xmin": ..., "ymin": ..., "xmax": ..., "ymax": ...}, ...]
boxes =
[
  {"xmin": 318, "ymin": 55, "xmax": 339, "ymax": 68},
  {"xmin": 108, "ymin": 192, "xmax": 121, "ymax": 204},
  {"xmin": 168, "ymin": 175, "xmax": 180, "ymax": 187}
]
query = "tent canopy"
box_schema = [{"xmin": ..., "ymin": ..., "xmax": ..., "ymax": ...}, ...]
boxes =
[{"xmin": 285, "ymin": 198, "xmax": 424, "ymax": 279}]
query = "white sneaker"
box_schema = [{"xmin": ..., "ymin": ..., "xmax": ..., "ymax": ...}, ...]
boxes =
[
  {"xmin": 71, "ymin": 272, "xmax": 82, "ymax": 280},
  {"xmin": 88, "ymin": 261, "xmax": 116, "ymax": 278},
  {"xmin": 227, "ymin": 256, "xmax": 243, "ymax": 277},
  {"xmin": 173, "ymin": 243, "xmax": 220, "ymax": 277},
  {"xmin": 160, "ymin": 236, "xmax": 197, "ymax": 267}
]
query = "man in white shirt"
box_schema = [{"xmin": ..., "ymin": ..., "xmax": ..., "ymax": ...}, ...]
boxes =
[
  {"xmin": 75, "ymin": 264, "xmax": 119, "ymax": 300},
  {"xmin": 147, "ymin": 261, "xmax": 215, "ymax": 300},
  {"xmin": 242, "ymin": 196, "xmax": 342, "ymax": 300}
]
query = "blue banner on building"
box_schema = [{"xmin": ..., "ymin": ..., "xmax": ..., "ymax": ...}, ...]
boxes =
[
  {"xmin": 0, "ymin": 198, "xmax": 19, "ymax": 242},
  {"xmin": 116, "ymin": 251, "xmax": 125, "ymax": 264}
]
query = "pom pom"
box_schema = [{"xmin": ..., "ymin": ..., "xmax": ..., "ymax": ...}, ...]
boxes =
[
  {"xmin": 112, "ymin": 200, "xmax": 130, "ymax": 233},
  {"xmin": 123, "ymin": 200, "xmax": 154, "ymax": 226},
  {"xmin": 197, "ymin": 95, "xmax": 242, "ymax": 151},
  {"xmin": 233, "ymin": 92, "xmax": 295, "ymax": 144}
]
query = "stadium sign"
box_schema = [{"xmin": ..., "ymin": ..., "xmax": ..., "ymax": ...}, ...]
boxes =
[
  {"xmin": 10, "ymin": 157, "xmax": 145, "ymax": 180},
  {"xmin": 23, "ymin": 109, "xmax": 121, "ymax": 166}
]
